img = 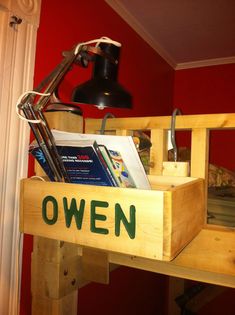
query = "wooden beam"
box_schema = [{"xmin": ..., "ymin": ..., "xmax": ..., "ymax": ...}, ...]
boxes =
[
  {"xmin": 85, "ymin": 113, "xmax": 235, "ymax": 132},
  {"xmin": 150, "ymin": 129, "xmax": 168, "ymax": 175},
  {"xmin": 108, "ymin": 227, "xmax": 235, "ymax": 288},
  {"xmin": 82, "ymin": 248, "xmax": 109, "ymax": 284},
  {"xmin": 167, "ymin": 277, "xmax": 184, "ymax": 315}
]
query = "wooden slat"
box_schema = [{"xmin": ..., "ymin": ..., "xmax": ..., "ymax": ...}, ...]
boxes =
[
  {"xmin": 191, "ymin": 128, "xmax": 209, "ymax": 225},
  {"xmin": 115, "ymin": 129, "xmax": 133, "ymax": 136},
  {"xmin": 45, "ymin": 112, "xmax": 83, "ymax": 133},
  {"xmin": 85, "ymin": 113, "xmax": 235, "ymax": 132},
  {"xmin": 31, "ymin": 253, "xmax": 81, "ymax": 299},
  {"xmin": 148, "ymin": 175, "xmax": 197, "ymax": 187},
  {"xmin": 150, "ymin": 129, "xmax": 168, "ymax": 175},
  {"xmin": 162, "ymin": 162, "xmax": 189, "ymax": 177},
  {"xmin": 191, "ymin": 128, "xmax": 209, "ymax": 180},
  {"xmin": 33, "ymin": 236, "xmax": 80, "ymax": 263},
  {"xmin": 82, "ymin": 248, "xmax": 109, "ymax": 284},
  {"xmin": 167, "ymin": 277, "xmax": 184, "ymax": 315},
  {"xmin": 32, "ymin": 291, "xmax": 78, "ymax": 315},
  {"xmin": 173, "ymin": 228, "xmax": 235, "ymax": 275},
  {"xmin": 163, "ymin": 179, "xmax": 205, "ymax": 259},
  {"xmin": 108, "ymin": 227, "xmax": 235, "ymax": 288},
  {"xmin": 61, "ymin": 227, "xmax": 235, "ymax": 288}
]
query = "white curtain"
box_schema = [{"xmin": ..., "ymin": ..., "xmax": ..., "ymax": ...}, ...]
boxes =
[{"xmin": 0, "ymin": 1, "xmax": 41, "ymax": 314}]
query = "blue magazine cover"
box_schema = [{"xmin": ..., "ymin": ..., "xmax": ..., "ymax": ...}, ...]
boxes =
[
  {"xmin": 52, "ymin": 129, "xmax": 151, "ymax": 190},
  {"xmin": 29, "ymin": 145, "xmax": 56, "ymax": 181},
  {"xmin": 30, "ymin": 140, "xmax": 117, "ymax": 187}
]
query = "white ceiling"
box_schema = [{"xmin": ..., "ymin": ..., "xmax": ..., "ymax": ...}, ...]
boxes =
[{"xmin": 105, "ymin": 0, "xmax": 235, "ymax": 69}]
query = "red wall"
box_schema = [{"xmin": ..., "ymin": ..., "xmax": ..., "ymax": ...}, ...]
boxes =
[
  {"xmin": 33, "ymin": 0, "xmax": 174, "ymax": 119},
  {"xmin": 174, "ymin": 64, "xmax": 235, "ymax": 314},
  {"xmin": 174, "ymin": 64, "xmax": 235, "ymax": 115},
  {"xmin": 174, "ymin": 64, "xmax": 235, "ymax": 170},
  {"xmin": 20, "ymin": 1, "xmax": 174, "ymax": 314}
]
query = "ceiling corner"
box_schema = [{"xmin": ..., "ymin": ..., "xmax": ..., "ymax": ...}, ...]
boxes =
[{"xmin": 105, "ymin": 0, "xmax": 177, "ymax": 69}]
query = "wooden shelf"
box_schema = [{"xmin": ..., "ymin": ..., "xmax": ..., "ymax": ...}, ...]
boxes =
[
  {"xmin": 76, "ymin": 113, "xmax": 235, "ymax": 287},
  {"xmin": 22, "ymin": 113, "xmax": 235, "ymax": 296},
  {"xmin": 108, "ymin": 225, "xmax": 235, "ymax": 288},
  {"xmin": 21, "ymin": 175, "xmax": 235, "ymax": 287}
]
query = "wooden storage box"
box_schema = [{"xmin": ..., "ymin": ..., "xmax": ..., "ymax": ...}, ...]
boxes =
[
  {"xmin": 21, "ymin": 113, "xmax": 235, "ymax": 290},
  {"xmin": 20, "ymin": 175, "xmax": 204, "ymax": 261}
]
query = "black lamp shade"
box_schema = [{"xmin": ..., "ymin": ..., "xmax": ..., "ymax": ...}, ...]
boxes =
[{"xmin": 71, "ymin": 43, "xmax": 132, "ymax": 109}]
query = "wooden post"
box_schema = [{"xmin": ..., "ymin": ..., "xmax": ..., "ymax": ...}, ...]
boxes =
[
  {"xmin": 81, "ymin": 248, "xmax": 109, "ymax": 284},
  {"xmin": 150, "ymin": 129, "xmax": 168, "ymax": 175},
  {"xmin": 31, "ymin": 112, "xmax": 83, "ymax": 315},
  {"xmin": 167, "ymin": 277, "xmax": 184, "ymax": 315}
]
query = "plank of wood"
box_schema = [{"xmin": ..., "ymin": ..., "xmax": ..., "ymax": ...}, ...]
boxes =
[
  {"xmin": 150, "ymin": 129, "xmax": 168, "ymax": 175},
  {"xmin": 167, "ymin": 277, "xmax": 184, "ymax": 315},
  {"xmin": 173, "ymin": 227, "xmax": 235, "ymax": 275},
  {"xmin": 85, "ymin": 113, "xmax": 235, "ymax": 133},
  {"xmin": 31, "ymin": 252, "xmax": 81, "ymax": 299},
  {"xmin": 163, "ymin": 162, "xmax": 189, "ymax": 177},
  {"xmin": 148, "ymin": 175, "xmax": 198, "ymax": 187},
  {"xmin": 191, "ymin": 128, "xmax": 209, "ymax": 181},
  {"xmin": 32, "ymin": 291, "xmax": 78, "ymax": 315},
  {"xmin": 33, "ymin": 236, "xmax": 80, "ymax": 263},
  {"xmin": 45, "ymin": 112, "xmax": 83, "ymax": 133},
  {"xmin": 115, "ymin": 129, "xmax": 133, "ymax": 136},
  {"xmin": 108, "ymin": 227, "xmax": 235, "ymax": 288},
  {"xmin": 163, "ymin": 179, "xmax": 205, "ymax": 259},
  {"xmin": 82, "ymin": 248, "xmax": 109, "ymax": 284}
]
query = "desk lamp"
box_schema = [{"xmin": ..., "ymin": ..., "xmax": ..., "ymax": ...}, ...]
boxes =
[
  {"xmin": 72, "ymin": 42, "xmax": 132, "ymax": 109},
  {"xmin": 17, "ymin": 37, "xmax": 132, "ymax": 183}
]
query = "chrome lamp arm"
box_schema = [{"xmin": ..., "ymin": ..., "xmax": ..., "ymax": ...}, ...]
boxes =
[{"xmin": 18, "ymin": 41, "xmax": 113, "ymax": 182}]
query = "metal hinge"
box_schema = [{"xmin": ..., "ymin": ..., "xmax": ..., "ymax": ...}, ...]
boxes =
[{"xmin": 9, "ymin": 15, "xmax": 22, "ymax": 29}]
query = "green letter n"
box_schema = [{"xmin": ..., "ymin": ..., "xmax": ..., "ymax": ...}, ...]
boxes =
[
  {"xmin": 115, "ymin": 204, "xmax": 136, "ymax": 239},
  {"xmin": 63, "ymin": 197, "xmax": 85, "ymax": 229}
]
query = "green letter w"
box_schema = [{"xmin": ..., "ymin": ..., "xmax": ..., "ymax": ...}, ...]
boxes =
[{"xmin": 63, "ymin": 197, "xmax": 85, "ymax": 230}]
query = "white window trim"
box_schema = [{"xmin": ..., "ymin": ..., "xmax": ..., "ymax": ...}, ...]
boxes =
[{"xmin": 0, "ymin": 1, "xmax": 41, "ymax": 314}]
